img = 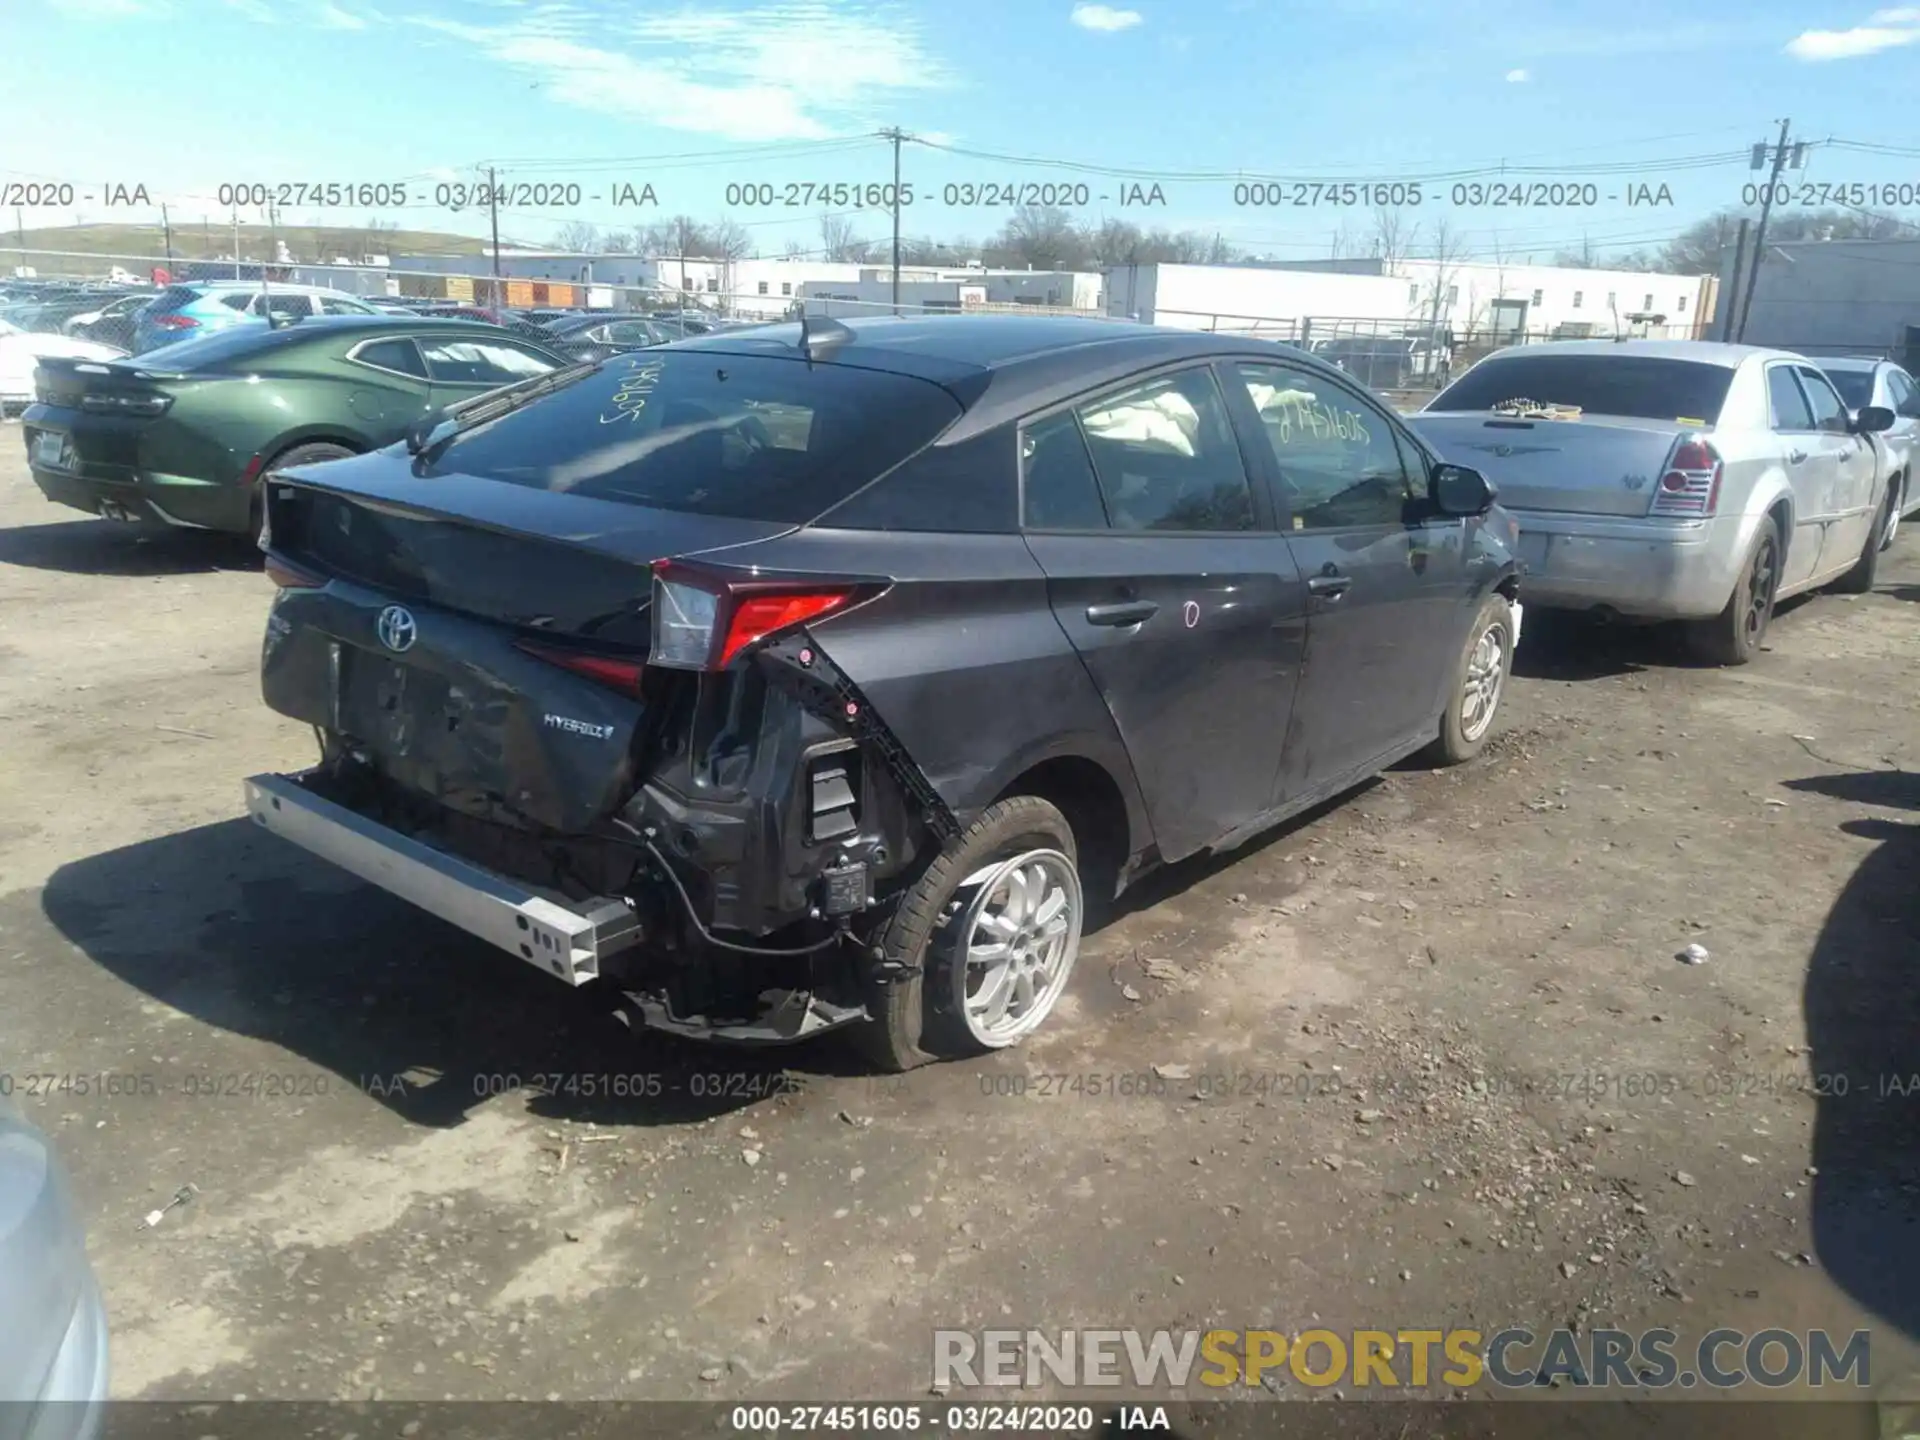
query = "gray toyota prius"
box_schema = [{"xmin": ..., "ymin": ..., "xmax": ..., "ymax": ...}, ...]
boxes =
[{"xmin": 245, "ymin": 314, "xmax": 1521, "ymax": 1070}]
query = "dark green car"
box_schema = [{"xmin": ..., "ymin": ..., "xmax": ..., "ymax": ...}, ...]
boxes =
[{"xmin": 21, "ymin": 316, "xmax": 570, "ymax": 539}]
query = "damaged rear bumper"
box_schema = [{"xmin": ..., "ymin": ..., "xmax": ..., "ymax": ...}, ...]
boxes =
[{"xmin": 243, "ymin": 771, "xmax": 643, "ymax": 985}]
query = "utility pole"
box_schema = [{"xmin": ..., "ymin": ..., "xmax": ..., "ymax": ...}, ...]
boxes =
[
  {"xmin": 161, "ymin": 202, "xmax": 174, "ymax": 264},
  {"xmin": 487, "ymin": 166, "xmax": 503, "ymax": 309},
  {"xmin": 1719, "ymin": 218, "xmax": 1750, "ymax": 342},
  {"xmin": 1736, "ymin": 119, "xmax": 1796, "ymax": 344},
  {"xmin": 880, "ymin": 126, "xmax": 905, "ymax": 313}
]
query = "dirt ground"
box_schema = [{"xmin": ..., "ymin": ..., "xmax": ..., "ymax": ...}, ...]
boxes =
[{"xmin": 3, "ymin": 438, "xmax": 1919, "ymax": 1419}]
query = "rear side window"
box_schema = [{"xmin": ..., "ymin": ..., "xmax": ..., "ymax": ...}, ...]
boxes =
[
  {"xmin": 418, "ymin": 337, "xmax": 556, "ymax": 386},
  {"xmin": 1796, "ymin": 367, "xmax": 1851, "ymax": 434},
  {"xmin": 1433, "ymin": 354, "xmax": 1735, "ymax": 424},
  {"xmin": 148, "ymin": 286, "xmax": 199, "ymax": 314},
  {"xmin": 219, "ymin": 292, "xmax": 255, "ymax": 313},
  {"xmin": 352, "ymin": 337, "xmax": 427, "ymax": 379},
  {"xmin": 1021, "ymin": 411, "xmax": 1108, "ymax": 529},
  {"xmin": 422, "ymin": 351, "xmax": 964, "ymax": 524},
  {"xmin": 1074, "ymin": 367, "xmax": 1256, "ymax": 532},
  {"xmin": 1767, "ymin": 366, "xmax": 1815, "ymax": 431}
]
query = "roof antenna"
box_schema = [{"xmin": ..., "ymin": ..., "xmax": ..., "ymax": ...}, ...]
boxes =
[{"xmin": 797, "ymin": 314, "xmax": 853, "ymax": 367}]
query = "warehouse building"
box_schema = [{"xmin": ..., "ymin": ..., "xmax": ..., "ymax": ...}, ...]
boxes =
[{"xmin": 1724, "ymin": 238, "xmax": 1920, "ymax": 364}]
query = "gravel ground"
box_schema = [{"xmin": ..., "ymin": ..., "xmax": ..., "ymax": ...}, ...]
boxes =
[{"xmin": 1, "ymin": 439, "xmax": 1918, "ymax": 1420}]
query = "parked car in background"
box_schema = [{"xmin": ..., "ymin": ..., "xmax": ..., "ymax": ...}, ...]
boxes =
[
  {"xmin": 132, "ymin": 282, "xmax": 382, "ymax": 354},
  {"xmin": 1816, "ymin": 356, "xmax": 1920, "ymax": 547},
  {"xmin": 244, "ymin": 315, "xmax": 1518, "ymax": 1070},
  {"xmin": 0, "ymin": 1095, "xmax": 111, "ymax": 1440},
  {"xmin": 63, "ymin": 290, "xmax": 158, "ymax": 351},
  {"xmin": 22, "ymin": 315, "xmax": 568, "ymax": 538},
  {"xmin": 403, "ymin": 303, "xmax": 561, "ymax": 344},
  {"xmin": 1410, "ymin": 340, "xmax": 1896, "ymax": 665},
  {"xmin": 541, "ymin": 312, "xmax": 672, "ymax": 360},
  {"xmin": 360, "ymin": 295, "xmax": 421, "ymax": 314},
  {"xmin": 0, "ymin": 318, "xmax": 126, "ymax": 416}
]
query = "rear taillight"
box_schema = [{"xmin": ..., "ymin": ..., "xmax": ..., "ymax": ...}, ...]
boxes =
[
  {"xmin": 515, "ymin": 642, "xmax": 646, "ymax": 697},
  {"xmin": 80, "ymin": 392, "xmax": 170, "ymax": 416},
  {"xmin": 1649, "ymin": 436, "xmax": 1723, "ymax": 518},
  {"xmin": 153, "ymin": 314, "xmax": 199, "ymax": 330},
  {"xmin": 649, "ymin": 562, "xmax": 862, "ymax": 671}
]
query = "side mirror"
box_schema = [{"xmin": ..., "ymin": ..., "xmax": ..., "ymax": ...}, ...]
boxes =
[
  {"xmin": 1855, "ymin": 404, "xmax": 1896, "ymax": 434},
  {"xmin": 1432, "ymin": 463, "xmax": 1496, "ymax": 517}
]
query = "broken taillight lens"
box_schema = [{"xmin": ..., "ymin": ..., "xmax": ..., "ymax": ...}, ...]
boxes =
[
  {"xmin": 515, "ymin": 643, "xmax": 646, "ymax": 697},
  {"xmin": 648, "ymin": 562, "xmax": 860, "ymax": 671}
]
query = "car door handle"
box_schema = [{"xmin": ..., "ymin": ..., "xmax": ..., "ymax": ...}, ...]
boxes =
[
  {"xmin": 1787, "ymin": 449, "xmax": 1807, "ymax": 465},
  {"xmin": 1307, "ymin": 575, "xmax": 1353, "ymax": 599},
  {"xmin": 1085, "ymin": 599, "xmax": 1159, "ymax": 627}
]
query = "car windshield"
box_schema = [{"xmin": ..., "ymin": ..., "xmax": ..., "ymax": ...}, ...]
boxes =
[
  {"xmin": 421, "ymin": 349, "xmax": 963, "ymax": 523},
  {"xmin": 1822, "ymin": 368, "xmax": 1875, "ymax": 409},
  {"xmin": 1432, "ymin": 354, "xmax": 1737, "ymax": 423}
]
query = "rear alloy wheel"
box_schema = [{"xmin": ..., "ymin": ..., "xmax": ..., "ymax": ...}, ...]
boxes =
[
  {"xmin": 1687, "ymin": 515, "xmax": 1780, "ymax": 665},
  {"xmin": 1425, "ymin": 592, "xmax": 1514, "ymax": 765},
  {"xmin": 1833, "ymin": 488, "xmax": 1891, "ymax": 595},
  {"xmin": 853, "ymin": 796, "xmax": 1083, "ymax": 1073}
]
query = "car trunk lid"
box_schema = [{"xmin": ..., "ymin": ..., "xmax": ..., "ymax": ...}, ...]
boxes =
[
  {"xmin": 1407, "ymin": 411, "xmax": 1695, "ymax": 517},
  {"xmin": 262, "ymin": 453, "xmax": 793, "ymax": 832}
]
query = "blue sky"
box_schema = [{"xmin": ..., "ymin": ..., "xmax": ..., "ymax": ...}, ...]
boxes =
[{"xmin": 5, "ymin": 0, "xmax": 1920, "ymax": 263}]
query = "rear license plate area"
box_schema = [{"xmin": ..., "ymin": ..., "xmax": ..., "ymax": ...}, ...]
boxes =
[{"xmin": 29, "ymin": 428, "xmax": 74, "ymax": 472}]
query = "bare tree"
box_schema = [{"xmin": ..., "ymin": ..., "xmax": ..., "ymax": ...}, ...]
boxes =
[
  {"xmin": 990, "ymin": 206, "xmax": 1089, "ymax": 270},
  {"xmin": 1087, "ymin": 218, "xmax": 1146, "ymax": 268},
  {"xmin": 1328, "ymin": 220, "xmax": 1359, "ymax": 260},
  {"xmin": 1370, "ymin": 204, "xmax": 1417, "ymax": 270},
  {"xmin": 1417, "ymin": 216, "xmax": 1467, "ymax": 332},
  {"xmin": 819, "ymin": 211, "xmax": 868, "ymax": 262},
  {"xmin": 601, "ymin": 230, "xmax": 636, "ymax": 254},
  {"xmin": 552, "ymin": 220, "xmax": 602, "ymax": 253}
]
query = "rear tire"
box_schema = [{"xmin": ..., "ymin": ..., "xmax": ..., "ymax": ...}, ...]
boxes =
[
  {"xmin": 1878, "ymin": 475, "xmax": 1904, "ymax": 552},
  {"xmin": 1833, "ymin": 489, "xmax": 1891, "ymax": 594},
  {"xmin": 852, "ymin": 796, "xmax": 1082, "ymax": 1073},
  {"xmin": 254, "ymin": 441, "xmax": 355, "ymax": 544},
  {"xmin": 1686, "ymin": 515, "xmax": 1780, "ymax": 666},
  {"xmin": 1423, "ymin": 592, "xmax": 1514, "ymax": 765}
]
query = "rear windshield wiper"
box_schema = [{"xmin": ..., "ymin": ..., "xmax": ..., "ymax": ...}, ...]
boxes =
[{"xmin": 408, "ymin": 358, "xmax": 604, "ymax": 460}]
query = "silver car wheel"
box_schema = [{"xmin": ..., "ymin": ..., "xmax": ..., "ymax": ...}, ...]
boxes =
[
  {"xmin": 951, "ymin": 849, "xmax": 1082, "ymax": 1047},
  {"xmin": 1460, "ymin": 620, "xmax": 1508, "ymax": 744}
]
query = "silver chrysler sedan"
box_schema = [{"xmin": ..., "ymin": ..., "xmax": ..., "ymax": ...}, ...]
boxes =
[{"xmin": 1410, "ymin": 340, "xmax": 1897, "ymax": 665}]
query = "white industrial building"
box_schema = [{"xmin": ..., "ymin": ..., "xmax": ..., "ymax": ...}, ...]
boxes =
[
  {"xmin": 1107, "ymin": 259, "xmax": 1719, "ymax": 342},
  {"xmin": 1726, "ymin": 238, "xmax": 1920, "ymax": 363},
  {"xmin": 801, "ymin": 265, "xmax": 1104, "ymax": 317}
]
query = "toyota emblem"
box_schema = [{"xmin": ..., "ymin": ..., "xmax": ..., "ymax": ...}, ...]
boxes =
[{"xmin": 376, "ymin": 605, "xmax": 417, "ymax": 654}]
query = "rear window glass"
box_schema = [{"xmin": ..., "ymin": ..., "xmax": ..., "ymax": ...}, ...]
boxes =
[
  {"xmin": 1433, "ymin": 354, "xmax": 1735, "ymax": 424},
  {"xmin": 119, "ymin": 324, "xmax": 308, "ymax": 371},
  {"xmin": 147, "ymin": 286, "xmax": 200, "ymax": 315},
  {"xmin": 1822, "ymin": 368, "xmax": 1874, "ymax": 410},
  {"xmin": 423, "ymin": 351, "xmax": 964, "ymax": 524}
]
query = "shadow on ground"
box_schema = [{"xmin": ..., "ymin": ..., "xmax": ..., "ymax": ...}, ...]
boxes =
[
  {"xmin": 0, "ymin": 520, "xmax": 258, "ymax": 577},
  {"xmin": 1792, "ymin": 768, "xmax": 1920, "ymax": 1341},
  {"xmin": 38, "ymin": 817, "xmax": 870, "ymax": 1133}
]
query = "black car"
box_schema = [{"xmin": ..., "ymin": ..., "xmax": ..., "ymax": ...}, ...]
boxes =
[
  {"xmin": 541, "ymin": 312, "xmax": 671, "ymax": 360},
  {"xmin": 245, "ymin": 315, "xmax": 1520, "ymax": 1070}
]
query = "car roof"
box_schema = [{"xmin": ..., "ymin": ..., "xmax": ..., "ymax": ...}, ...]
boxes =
[
  {"xmin": 1477, "ymin": 338, "xmax": 1802, "ymax": 369},
  {"xmin": 667, "ymin": 313, "xmax": 1335, "ymax": 438},
  {"xmin": 128, "ymin": 315, "xmax": 558, "ymax": 366}
]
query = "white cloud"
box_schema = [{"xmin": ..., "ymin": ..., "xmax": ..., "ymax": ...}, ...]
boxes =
[
  {"xmin": 1786, "ymin": 8, "xmax": 1920, "ymax": 58},
  {"xmin": 406, "ymin": 3, "xmax": 953, "ymax": 141},
  {"xmin": 1070, "ymin": 4, "xmax": 1143, "ymax": 31},
  {"xmin": 1504, "ymin": 66, "xmax": 1529, "ymax": 80},
  {"xmin": 318, "ymin": 2, "xmax": 367, "ymax": 27}
]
